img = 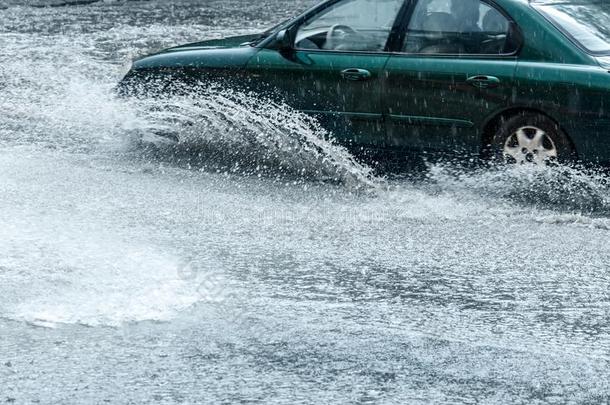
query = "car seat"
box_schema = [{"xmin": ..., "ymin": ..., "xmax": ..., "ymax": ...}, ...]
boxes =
[
  {"xmin": 417, "ymin": 12, "xmax": 465, "ymax": 54},
  {"xmin": 479, "ymin": 8, "xmax": 509, "ymax": 53}
]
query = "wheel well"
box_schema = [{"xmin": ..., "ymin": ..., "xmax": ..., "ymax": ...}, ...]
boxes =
[{"xmin": 480, "ymin": 107, "xmax": 575, "ymax": 158}]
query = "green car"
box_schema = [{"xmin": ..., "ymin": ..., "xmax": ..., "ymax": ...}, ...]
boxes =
[{"xmin": 120, "ymin": 0, "xmax": 610, "ymax": 165}]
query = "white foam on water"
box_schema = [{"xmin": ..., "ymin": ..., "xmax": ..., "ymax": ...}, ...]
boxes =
[{"xmin": 1, "ymin": 218, "xmax": 200, "ymax": 327}]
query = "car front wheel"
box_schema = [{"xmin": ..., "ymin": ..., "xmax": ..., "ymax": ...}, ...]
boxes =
[{"xmin": 491, "ymin": 113, "xmax": 573, "ymax": 165}]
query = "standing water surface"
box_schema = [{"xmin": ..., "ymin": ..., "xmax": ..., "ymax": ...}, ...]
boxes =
[{"xmin": 1, "ymin": 0, "xmax": 610, "ymax": 403}]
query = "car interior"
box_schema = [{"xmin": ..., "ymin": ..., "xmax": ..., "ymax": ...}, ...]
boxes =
[
  {"xmin": 295, "ymin": 0, "xmax": 404, "ymax": 51},
  {"xmin": 404, "ymin": 0, "xmax": 512, "ymax": 54},
  {"xmin": 294, "ymin": 0, "xmax": 513, "ymax": 55}
]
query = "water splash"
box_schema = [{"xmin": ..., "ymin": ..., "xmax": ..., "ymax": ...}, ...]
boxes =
[
  {"xmin": 427, "ymin": 161, "xmax": 610, "ymax": 217},
  {"xmin": 1, "ymin": 69, "xmax": 377, "ymax": 190},
  {"xmin": 0, "ymin": 10, "xmax": 379, "ymax": 328},
  {"xmin": 127, "ymin": 86, "xmax": 380, "ymax": 189}
]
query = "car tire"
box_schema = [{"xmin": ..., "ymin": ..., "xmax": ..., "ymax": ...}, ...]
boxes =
[{"xmin": 491, "ymin": 112, "xmax": 574, "ymax": 165}]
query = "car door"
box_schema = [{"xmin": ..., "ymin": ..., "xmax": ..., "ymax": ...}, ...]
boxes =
[
  {"xmin": 245, "ymin": 0, "xmax": 405, "ymax": 147},
  {"xmin": 383, "ymin": 0, "xmax": 521, "ymax": 154}
]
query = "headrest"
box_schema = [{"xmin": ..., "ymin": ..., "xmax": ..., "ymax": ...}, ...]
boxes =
[
  {"xmin": 422, "ymin": 12, "xmax": 458, "ymax": 39},
  {"xmin": 482, "ymin": 8, "xmax": 508, "ymax": 33}
]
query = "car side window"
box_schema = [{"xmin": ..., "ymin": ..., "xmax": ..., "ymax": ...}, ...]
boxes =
[
  {"xmin": 403, "ymin": 0, "xmax": 515, "ymax": 55},
  {"xmin": 295, "ymin": 0, "xmax": 404, "ymax": 52}
]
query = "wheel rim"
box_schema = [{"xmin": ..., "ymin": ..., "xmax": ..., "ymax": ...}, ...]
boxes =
[{"xmin": 502, "ymin": 126, "xmax": 558, "ymax": 165}]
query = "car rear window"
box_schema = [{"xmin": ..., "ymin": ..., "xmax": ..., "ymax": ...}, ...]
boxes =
[{"xmin": 533, "ymin": 0, "xmax": 610, "ymax": 55}]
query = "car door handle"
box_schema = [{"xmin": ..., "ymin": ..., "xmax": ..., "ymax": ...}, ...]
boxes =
[
  {"xmin": 341, "ymin": 68, "xmax": 372, "ymax": 81},
  {"xmin": 466, "ymin": 75, "xmax": 500, "ymax": 89}
]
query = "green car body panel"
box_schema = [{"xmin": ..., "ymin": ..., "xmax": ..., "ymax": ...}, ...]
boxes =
[{"xmin": 122, "ymin": 0, "xmax": 610, "ymax": 164}]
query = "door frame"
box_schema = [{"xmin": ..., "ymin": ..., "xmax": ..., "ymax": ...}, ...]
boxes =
[
  {"xmin": 380, "ymin": 0, "xmax": 525, "ymax": 152},
  {"xmin": 249, "ymin": 0, "xmax": 418, "ymax": 147}
]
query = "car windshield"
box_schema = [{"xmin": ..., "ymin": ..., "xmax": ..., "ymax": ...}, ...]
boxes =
[{"xmin": 533, "ymin": 0, "xmax": 610, "ymax": 55}]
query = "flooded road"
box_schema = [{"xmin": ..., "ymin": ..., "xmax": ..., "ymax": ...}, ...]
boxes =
[{"xmin": 1, "ymin": 1, "xmax": 610, "ymax": 403}]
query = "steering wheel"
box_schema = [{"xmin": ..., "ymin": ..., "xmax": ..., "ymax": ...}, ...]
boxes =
[{"xmin": 326, "ymin": 24, "xmax": 358, "ymax": 50}]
